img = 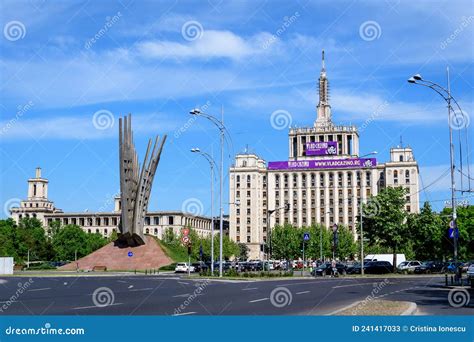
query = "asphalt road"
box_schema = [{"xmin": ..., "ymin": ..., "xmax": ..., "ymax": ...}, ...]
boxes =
[{"xmin": 0, "ymin": 274, "xmax": 472, "ymax": 315}]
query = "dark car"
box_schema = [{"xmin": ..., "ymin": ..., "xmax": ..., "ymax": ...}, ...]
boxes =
[
  {"xmin": 192, "ymin": 262, "xmax": 209, "ymax": 272},
  {"xmin": 346, "ymin": 262, "xmax": 361, "ymax": 274},
  {"xmin": 414, "ymin": 261, "xmax": 445, "ymax": 274},
  {"xmin": 311, "ymin": 262, "xmax": 347, "ymax": 276},
  {"xmin": 445, "ymin": 261, "xmax": 464, "ymax": 273},
  {"xmin": 364, "ymin": 261, "xmax": 393, "ymax": 274}
]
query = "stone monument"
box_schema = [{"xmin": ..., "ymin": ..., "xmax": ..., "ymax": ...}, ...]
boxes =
[{"xmin": 117, "ymin": 114, "xmax": 166, "ymax": 247}]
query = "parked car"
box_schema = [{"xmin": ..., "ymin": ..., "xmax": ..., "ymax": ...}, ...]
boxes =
[
  {"xmin": 311, "ymin": 262, "xmax": 347, "ymax": 276},
  {"xmin": 191, "ymin": 262, "xmax": 208, "ymax": 272},
  {"xmin": 346, "ymin": 262, "xmax": 361, "ymax": 274},
  {"xmin": 445, "ymin": 261, "xmax": 464, "ymax": 273},
  {"xmin": 397, "ymin": 260, "xmax": 422, "ymax": 273},
  {"xmin": 414, "ymin": 261, "xmax": 445, "ymax": 274},
  {"xmin": 175, "ymin": 262, "xmax": 195, "ymax": 273},
  {"xmin": 462, "ymin": 262, "xmax": 472, "ymax": 273},
  {"xmin": 467, "ymin": 265, "xmax": 474, "ymax": 280},
  {"xmin": 364, "ymin": 261, "xmax": 393, "ymax": 274}
]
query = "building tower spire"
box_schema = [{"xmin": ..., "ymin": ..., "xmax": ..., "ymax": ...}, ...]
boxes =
[{"xmin": 315, "ymin": 49, "xmax": 332, "ymax": 127}]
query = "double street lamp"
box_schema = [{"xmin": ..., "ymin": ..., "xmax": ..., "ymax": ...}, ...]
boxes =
[
  {"xmin": 408, "ymin": 71, "xmax": 466, "ymax": 279},
  {"xmin": 190, "ymin": 148, "xmax": 217, "ymax": 274},
  {"xmin": 266, "ymin": 203, "xmax": 290, "ymax": 266},
  {"xmin": 189, "ymin": 108, "xmax": 228, "ymax": 277}
]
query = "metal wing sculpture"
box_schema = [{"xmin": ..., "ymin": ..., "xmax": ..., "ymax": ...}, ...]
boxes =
[{"xmin": 118, "ymin": 114, "xmax": 167, "ymax": 247}]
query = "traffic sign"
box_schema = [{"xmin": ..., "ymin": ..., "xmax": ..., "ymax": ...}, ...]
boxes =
[
  {"xmin": 303, "ymin": 232, "xmax": 310, "ymax": 241},
  {"xmin": 182, "ymin": 236, "xmax": 190, "ymax": 245},
  {"xmin": 182, "ymin": 228, "xmax": 190, "ymax": 236},
  {"xmin": 449, "ymin": 220, "xmax": 457, "ymax": 229},
  {"xmin": 448, "ymin": 228, "xmax": 459, "ymax": 239},
  {"xmin": 127, "ymin": 251, "xmax": 133, "ymax": 257}
]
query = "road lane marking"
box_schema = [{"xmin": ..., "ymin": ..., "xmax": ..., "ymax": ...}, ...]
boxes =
[
  {"xmin": 332, "ymin": 283, "xmax": 374, "ymax": 289},
  {"xmin": 173, "ymin": 293, "xmax": 191, "ymax": 298},
  {"xmin": 178, "ymin": 281, "xmax": 189, "ymax": 285},
  {"xmin": 173, "ymin": 312, "xmax": 196, "ymax": 316},
  {"xmin": 249, "ymin": 298, "xmax": 269, "ymax": 303},
  {"xmin": 72, "ymin": 303, "xmax": 123, "ymax": 310},
  {"xmin": 27, "ymin": 288, "xmax": 51, "ymax": 292},
  {"xmin": 296, "ymin": 291, "xmax": 310, "ymax": 295},
  {"xmin": 242, "ymin": 287, "xmax": 258, "ymax": 291},
  {"xmin": 129, "ymin": 288, "xmax": 153, "ymax": 292}
]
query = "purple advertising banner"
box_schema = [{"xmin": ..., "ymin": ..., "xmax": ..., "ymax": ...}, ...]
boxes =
[
  {"xmin": 306, "ymin": 141, "xmax": 338, "ymax": 156},
  {"xmin": 268, "ymin": 158, "xmax": 377, "ymax": 170}
]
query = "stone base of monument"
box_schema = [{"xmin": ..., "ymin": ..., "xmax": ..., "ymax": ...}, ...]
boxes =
[
  {"xmin": 59, "ymin": 235, "xmax": 172, "ymax": 272},
  {"xmin": 115, "ymin": 232, "xmax": 145, "ymax": 248}
]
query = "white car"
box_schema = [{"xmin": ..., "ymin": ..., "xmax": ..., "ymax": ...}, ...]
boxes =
[
  {"xmin": 174, "ymin": 262, "xmax": 195, "ymax": 273},
  {"xmin": 467, "ymin": 265, "xmax": 474, "ymax": 280},
  {"xmin": 397, "ymin": 260, "xmax": 422, "ymax": 273}
]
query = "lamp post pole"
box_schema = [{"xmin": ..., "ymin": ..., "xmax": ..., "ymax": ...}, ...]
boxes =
[
  {"xmin": 189, "ymin": 107, "xmax": 227, "ymax": 278},
  {"xmin": 446, "ymin": 68, "xmax": 458, "ymax": 276},
  {"xmin": 407, "ymin": 72, "xmax": 466, "ymax": 280},
  {"xmin": 319, "ymin": 225, "xmax": 323, "ymax": 262},
  {"xmin": 360, "ymin": 202, "xmax": 364, "ymax": 275},
  {"xmin": 219, "ymin": 107, "xmax": 224, "ymax": 277},
  {"xmin": 358, "ymin": 152, "xmax": 377, "ymax": 276},
  {"xmin": 266, "ymin": 204, "xmax": 289, "ymax": 270},
  {"xmin": 190, "ymin": 148, "xmax": 217, "ymax": 274}
]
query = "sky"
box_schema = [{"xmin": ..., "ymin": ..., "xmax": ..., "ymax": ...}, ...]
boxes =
[{"xmin": 0, "ymin": 0, "xmax": 473, "ymax": 218}]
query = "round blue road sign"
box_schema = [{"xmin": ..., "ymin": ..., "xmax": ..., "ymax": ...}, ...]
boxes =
[{"xmin": 128, "ymin": 251, "xmax": 133, "ymax": 257}]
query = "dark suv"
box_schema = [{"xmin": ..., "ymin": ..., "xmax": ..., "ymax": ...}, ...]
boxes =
[
  {"xmin": 311, "ymin": 262, "xmax": 347, "ymax": 276},
  {"xmin": 414, "ymin": 261, "xmax": 445, "ymax": 274},
  {"xmin": 364, "ymin": 261, "xmax": 392, "ymax": 274}
]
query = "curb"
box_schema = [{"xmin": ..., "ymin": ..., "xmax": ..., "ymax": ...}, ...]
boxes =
[
  {"xmin": 326, "ymin": 301, "xmax": 362, "ymax": 316},
  {"xmin": 327, "ymin": 300, "xmax": 418, "ymax": 316},
  {"xmin": 401, "ymin": 302, "xmax": 417, "ymax": 315}
]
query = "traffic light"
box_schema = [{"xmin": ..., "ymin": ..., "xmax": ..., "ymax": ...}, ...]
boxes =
[{"xmin": 187, "ymin": 244, "xmax": 192, "ymax": 255}]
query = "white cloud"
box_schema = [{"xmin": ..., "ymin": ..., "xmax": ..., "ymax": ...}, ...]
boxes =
[
  {"xmin": 0, "ymin": 113, "xmax": 178, "ymax": 141},
  {"xmin": 331, "ymin": 90, "xmax": 447, "ymax": 123},
  {"xmin": 135, "ymin": 30, "xmax": 276, "ymax": 60}
]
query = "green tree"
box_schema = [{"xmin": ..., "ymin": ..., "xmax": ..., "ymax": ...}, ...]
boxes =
[
  {"xmin": 52, "ymin": 225, "xmax": 90, "ymax": 261},
  {"xmin": 335, "ymin": 225, "xmax": 358, "ymax": 260},
  {"xmin": 16, "ymin": 218, "xmax": 50, "ymax": 262},
  {"xmin": 271, "ymin": 223, "xmax": 300, "ymax": 260},
  {"xmin": 237, "ymin": 243, "xmax": 249, "ymax": 260},
  {"xmin": 0, "ymin": 219, "xmax": 18, "ymax": 260},
  {"xmin": 86, "ymin": 232, "xmax": 108, "ymax": 254},
  {"xmin": 361, "ymin": 186, "xmax": 409, "ymax": 270},
  {"xmin": 107, "ymin": 229, "xmax": 119, "ymax": 243},
  {"xmin": 440, "ymin": 205, "xmax": 474, "ymax": 260},
  {"xmin": 303, "ymin": 224, "xmax": 331, "ymax": 261},
  {"xmin": 407, "ymin": 202, "xmax": 444, "ymax": 260}
]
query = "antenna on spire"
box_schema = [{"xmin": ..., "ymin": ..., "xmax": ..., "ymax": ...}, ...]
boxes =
[
  {"xmin": 400, "ymin": 135, "xmax": 403, "ymax": 148},
  {"xmin": 321, "ymin": 49, "xmax": 325, "ymax": 71}
]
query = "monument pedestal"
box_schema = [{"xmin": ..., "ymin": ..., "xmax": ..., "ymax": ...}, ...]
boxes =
[{"xmin": 59, "ymin": 236, "xmax": 172, "ymax": 271}]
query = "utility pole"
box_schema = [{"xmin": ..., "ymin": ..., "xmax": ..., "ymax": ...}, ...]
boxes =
[{"xmin": 447, "ymin": 67, "xmax": 459, "ymax": 280}]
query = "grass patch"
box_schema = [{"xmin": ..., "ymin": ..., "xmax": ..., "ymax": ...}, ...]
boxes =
[{"xmin": 152, "ymin": 236, "xmax": 193, "ymax": 264}]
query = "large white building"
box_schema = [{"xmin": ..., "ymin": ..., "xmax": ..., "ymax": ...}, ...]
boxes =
[
  {"xmin": 229, "ymin": 52, "xmax": 420, "ymax": 259},
  {"xmin": 10, "ymin": 168, "xmax": 215, "ymax": 239}
]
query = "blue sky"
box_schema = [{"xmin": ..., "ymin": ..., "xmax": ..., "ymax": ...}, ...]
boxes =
[{"xmin": 0, "ymin": 0, "xmax": 473, "ymax": 218}]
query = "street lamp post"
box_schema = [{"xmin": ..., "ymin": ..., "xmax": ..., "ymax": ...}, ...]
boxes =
[
  {"xmin": 190, "ymin": 107, "xmax": 227, "ymax": 277},
  {"xmin": 408, "ymin": 71, "xmax": 466, "ymax": 280},
  {"xmin": 191, "ymin": 148, "xmax": 217, "ymax": 274},
  {"xmin": 358, "ymin": 151, "xmax": 378, "ymax": 276},
  {"xmin": 332, "ymin": 223, "xmax": 338, "ymax": 260},
  {"xmin": 266, "ymin": 203, "xmax": 290, "ymax": 270}
]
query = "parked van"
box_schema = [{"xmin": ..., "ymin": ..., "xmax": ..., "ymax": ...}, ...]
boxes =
[{"xmin": 364, "ymin": 254, "xmax": 406, "ymax": 266}]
